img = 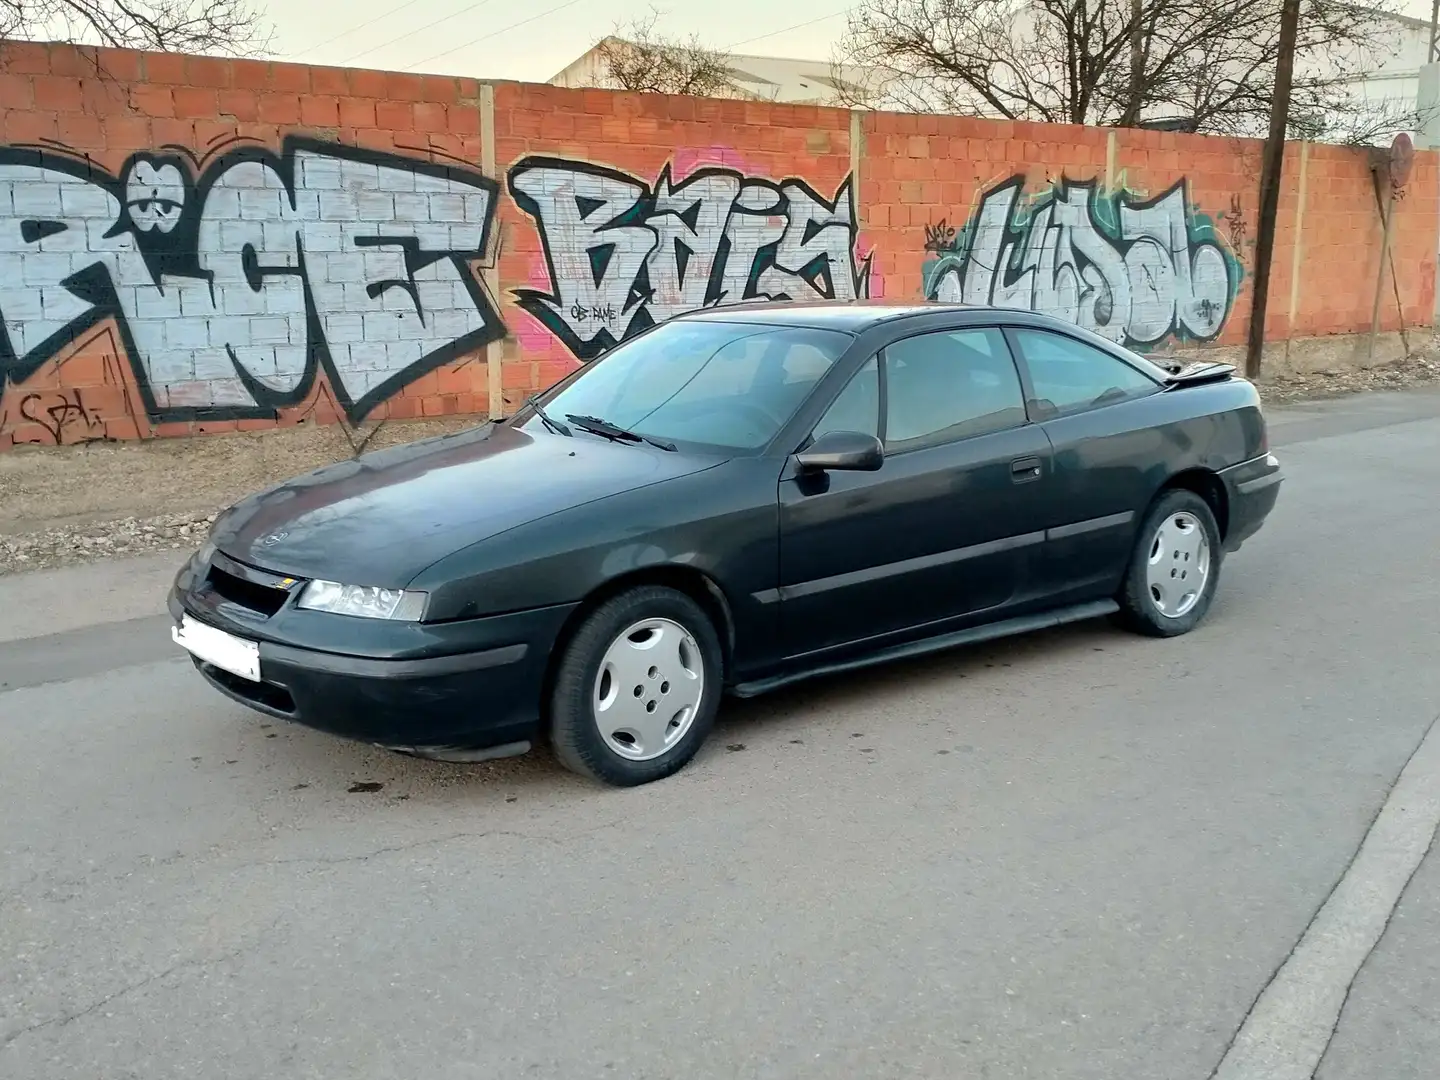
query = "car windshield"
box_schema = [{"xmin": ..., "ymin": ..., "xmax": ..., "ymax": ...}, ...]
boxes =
[{"xmin": 531, "ymin": 320, "xmax": 854, "ymax": 452}]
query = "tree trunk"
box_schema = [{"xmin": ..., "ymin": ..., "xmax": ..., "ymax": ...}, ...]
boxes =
[
  {"xmin": 1245, "ymin": 0, "xmax": 1302, "ymax": 379},
  {"xmin": 1129, "ymin": 0, "xmax": 1144, "ymax": 123}
]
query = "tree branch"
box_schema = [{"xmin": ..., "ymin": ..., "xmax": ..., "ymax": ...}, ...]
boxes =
[
  {"xmin": 6, "ymin": 0, "xmax": 271, "ymax": 55},
  {"xmin": 836, "ymin": 0, "xmax": 1406, "ymax": 140},
  {"xmin": 593, "ymin": 6, "xmax": 736, "ymax": 97}
]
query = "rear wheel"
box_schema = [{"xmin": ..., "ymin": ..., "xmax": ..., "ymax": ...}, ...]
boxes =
[
  {"xmin": 549, "ymin": 586, "xmax": 722, "ymax": 786},
  {"xmin": 1116, "ymin": 489, "xmax": 1222, "ymax": 638}
]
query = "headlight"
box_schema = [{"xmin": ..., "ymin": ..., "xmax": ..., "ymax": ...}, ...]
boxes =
[
  {"xmin": 194, "ymin": 540, "xmax": 216, "ymax": 565},
  {"xmin": 296, "ymin": 580, "xmax": 428, "ymax": 621}
]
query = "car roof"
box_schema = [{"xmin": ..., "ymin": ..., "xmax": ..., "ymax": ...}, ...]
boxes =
[
  {"xmin": 673, "ymin": 299, "xmax": 975, "ymax": 331},
  {"xmin": 669, "ymin": 301, "xmax": 1165, "ymax": 369}
]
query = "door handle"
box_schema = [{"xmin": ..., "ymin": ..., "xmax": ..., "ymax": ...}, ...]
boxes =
[{"xmin": 1010, "ymin": 457, "xmax": 1042, "ymax": 483}]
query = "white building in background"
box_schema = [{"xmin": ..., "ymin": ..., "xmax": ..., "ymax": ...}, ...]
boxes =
[
  {"xmin": 549, "ymin": 40, "xmax": 873, "ymax": 107},
  {"xmin": 551, "ymin": 9, "xmax": 1437, "ymax": 142},
  {"xmin": 1317, "ymin": 9, "xmax": 1434, "ymax": 140}
]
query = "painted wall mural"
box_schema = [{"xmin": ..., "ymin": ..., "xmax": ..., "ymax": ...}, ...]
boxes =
[
  {"xmin": 922, "ymin": 177, "xmax": 1241, "ymax": 348},
  {"xmin": 0, "ymin": 137, "xmax": 505, "ymax": 426},
  {"xmin": 508, "ymin": 156, "xmax": 872, "ymax": 361}
]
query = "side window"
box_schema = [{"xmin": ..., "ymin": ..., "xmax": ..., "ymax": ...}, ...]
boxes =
[
  {"xmin": 811, "ymin": 356, "xmax": 879, "ymax": 441},
  {"xmin": 883, "ymin": 328, "xmax": 1027, "ymax": 450},
  {"xmin": 1010, "ymin": 329, "xmax": 1159, "ymax": 418}
]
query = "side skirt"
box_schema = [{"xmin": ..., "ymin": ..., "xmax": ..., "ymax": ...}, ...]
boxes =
[
  {"xmin": 729, "ymin": 600, "xmax": 1120, "ymax": 699},
  {"xmin": 378, "ymin": 741, "xmax": 533, "ymax": 764}
]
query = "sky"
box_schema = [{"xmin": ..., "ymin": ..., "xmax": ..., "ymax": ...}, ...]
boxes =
[
  {"xmin": 262, "ymin": 0, "xmax": 855, "ymax": 83},
  {"xmin": 260, "ymin": 0, "xmax": 1440, "ymax": 84}
]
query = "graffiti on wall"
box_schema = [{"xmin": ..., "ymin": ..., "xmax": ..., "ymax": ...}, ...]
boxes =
[
  {"xmin": 508, "ymin": 157, "xmax": 872, "ymax": 361},
  {"xmin": 923, "ymin": 177, "xmax": 1241, "ymax": 347},
  {"xmin": 0, "ymin": 136, "xmax": 504, "ymax": 427}
]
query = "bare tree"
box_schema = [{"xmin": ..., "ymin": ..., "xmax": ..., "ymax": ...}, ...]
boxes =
[
  {"xmin": 1, "ymin": 0, "xmax": 272, "ymax": 55},
  {"xmin": 593, "ymin": 8, "xmax": 736, "ymax": 97},
  {"xmin": 835, "ymin": 0, "xmax": 1415, "ymax": 143}
]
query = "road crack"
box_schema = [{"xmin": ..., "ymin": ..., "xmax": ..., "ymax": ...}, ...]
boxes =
[
  {"xmin": 0, "ymin": 917, "xmax": 282, "ymax": 1052},
  {"xmin": 230, "ymin": 817, "xmax": 629, "ymax": 873}
]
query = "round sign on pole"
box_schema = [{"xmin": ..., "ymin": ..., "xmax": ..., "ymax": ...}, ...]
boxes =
[{"xmin": 1390, "ymin": 131, "xmax": 1415, "ymax": 190}]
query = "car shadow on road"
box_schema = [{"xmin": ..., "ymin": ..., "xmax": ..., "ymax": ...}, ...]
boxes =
[
  {"xmin": 231, "ymin": 598, "xmax": 1256, "ymax": 803},
  {"xmin": 215, "ymin": 705, "xmax": 588, "ymax": 808},
  {"xmin": 712, "ymin": 616, "xmax": 1131, "ymax": 742}
]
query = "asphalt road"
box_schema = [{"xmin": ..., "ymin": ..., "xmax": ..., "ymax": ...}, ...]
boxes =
[{"xmin": 3, "ymin": 390, "xmax": 1440, "ymax": 1080}]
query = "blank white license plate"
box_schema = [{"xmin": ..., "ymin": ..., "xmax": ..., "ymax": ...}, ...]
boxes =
[{"xmin": 172, "ymin": 615, "xmax": 261, "ymax": 682}]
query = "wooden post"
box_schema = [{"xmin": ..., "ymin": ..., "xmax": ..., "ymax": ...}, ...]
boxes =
[{"xmin": 1368, "ymin": 177, "xmax": 1396, "ymax": 364}]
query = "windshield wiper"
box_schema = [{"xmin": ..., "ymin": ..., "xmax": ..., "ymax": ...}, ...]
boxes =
[
  {"xmin": 565, "ymin": 414, "xmax": 677, "ymax": 452},
  {"xmin": 524, "ymin": 394, "xmax": 571, "ymax": 437}
]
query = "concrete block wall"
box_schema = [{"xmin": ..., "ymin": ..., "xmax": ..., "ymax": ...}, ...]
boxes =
[{"xmin": 1, "ymin": 42, "xmax": 1436, "ymax": 450}]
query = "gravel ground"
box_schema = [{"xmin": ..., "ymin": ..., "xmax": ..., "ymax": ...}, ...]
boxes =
[
  {"xmin": 1, "ymin": 418, "xmax": 476, "ymax": 575},
  {"xmin": 0, "ymin": 509, "xmax": 223, "ymax": 574},
  {"xmin": 3, "ymin": 351, "xmax": 1440, "ymax": 578},
  {"xmin": 1255, "ymin": 349, "xmax": 1440, "ymax": 403}
]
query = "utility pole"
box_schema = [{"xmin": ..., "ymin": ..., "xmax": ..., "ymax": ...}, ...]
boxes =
[
  {"xmin": 1245, "ymin": 0, "xmax": 1302, "ymax": 379},
  {"xmin": 1431, "ymin": 0, "xmax": 1439, "ymax": 63}
]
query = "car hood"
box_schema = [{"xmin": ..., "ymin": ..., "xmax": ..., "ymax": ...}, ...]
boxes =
[{"xmin": 211, "ymin": 423, "xmax": 722, "ymax": 587}]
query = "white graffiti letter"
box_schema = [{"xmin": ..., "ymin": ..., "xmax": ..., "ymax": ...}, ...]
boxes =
[
  {"xmin": 191, "ymin": 157, "xmax": 309, "ymax": 404},
  {"xmin": 959, "ymin": 183, "xmax": 1016, "ymax": 307},
  {"xmin": 643, "ymin": 168, "xmax": 739, "ymax": 323},
  {"xmin": 719, "ymin": 182, "xmax": 787, "ymax": 307},
  {"xmin": 1051, "ymin": 184, "xmax": 1131, "ymax": 342},
  {"xmin": 754, "ymin": 179, "xmax": 867, "ymax": 302},
  {"xmin": 0, "ymin": 162, "xmax": 137, "ymax": 367},
  {"xmin": 993, "ymin": 203, "xmax": 1049, "ymax": 313},
  {"xmin": 509, "ymin": 163, "xmax": 654, "ymax": 358},
  {"xmin": 1122, "ymin": 188, "xmax": 1230, "ymax": 342},
  {"xmin": 293, "ymin": 148, "xmax": 500, "ymax": 409}
]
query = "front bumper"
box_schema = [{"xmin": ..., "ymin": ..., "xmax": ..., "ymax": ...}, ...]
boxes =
[
  {"xmin": 169, "ymin": 549, "xmax": 577, "ymax": 751},
  {"xmin": 1219, "ymin": 451, "xmax": 1283, "ymax": 552}
]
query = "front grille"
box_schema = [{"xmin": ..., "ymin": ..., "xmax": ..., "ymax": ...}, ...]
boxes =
[{"xmin": 207, "ymin": 563, "xmax": 290, "ymax": 616}]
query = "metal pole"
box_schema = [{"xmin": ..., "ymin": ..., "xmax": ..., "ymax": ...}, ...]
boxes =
[
  {"xmin": 1245, "ymin": 0, "xmax": 1302, "ymax": 380},
  {"xmin": 1368, "ymin": 177, "xmax": 1395, "ymax": 363},
  {"xmin": 1430, "ymin": 0, "xmax": 1439, "ymax": 64}
]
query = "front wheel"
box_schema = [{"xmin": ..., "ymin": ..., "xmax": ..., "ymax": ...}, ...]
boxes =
[
  {"xmin": 549, "ymin": 586, "xmax": 723, "ymax": 786},
  {"xmin": 1116, "ymin": 489, "xmax": 1222, "ymax": 638}
]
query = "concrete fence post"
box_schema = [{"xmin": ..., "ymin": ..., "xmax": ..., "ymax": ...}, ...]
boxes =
[
  {"xmin": 479, "ymin": 82, "xmax": 504, "ymax": 420},
  {"xmin": 1419, "ymin": 63, "xmax": 1440, "ymax": 326}
]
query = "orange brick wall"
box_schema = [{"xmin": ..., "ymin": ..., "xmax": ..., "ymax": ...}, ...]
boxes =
[{"xmin": 1, "ymin": 41, "xmax": 1435, "ymax": 450}]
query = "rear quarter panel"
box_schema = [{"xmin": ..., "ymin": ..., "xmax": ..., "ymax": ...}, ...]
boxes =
[{"xmin": 1042, "ymin": 376, "xmax": 1266, "ymax": 519}]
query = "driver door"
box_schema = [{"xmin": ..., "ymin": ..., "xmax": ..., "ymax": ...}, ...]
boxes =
[{"xmin": 777, "ymin": 327, "xmax": 1055, "ymax": 660}]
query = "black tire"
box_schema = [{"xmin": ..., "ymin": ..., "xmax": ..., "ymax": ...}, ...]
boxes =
[
  {"xmin": 548, "ymin": 586, "xmax": 723, "ymax": 787},
  {"xmin": 1116, "ymin": 488, "xmax": 1223, "ymax": 638}
]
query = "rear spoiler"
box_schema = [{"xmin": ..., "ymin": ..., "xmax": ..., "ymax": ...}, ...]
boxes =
[{"xmin": 1159, "ymin": 360, "xmax": 1236, "ymax": 388}]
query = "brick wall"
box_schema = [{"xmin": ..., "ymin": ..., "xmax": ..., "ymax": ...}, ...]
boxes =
[{"xmin": 2, "ymin": 41, "xmax": 1436, "ymax": 450}]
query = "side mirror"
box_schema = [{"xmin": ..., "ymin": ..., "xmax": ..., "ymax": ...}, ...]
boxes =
[{"xmin": 794, "ymin": 430, "xmax": 884, "ymax": 473}]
